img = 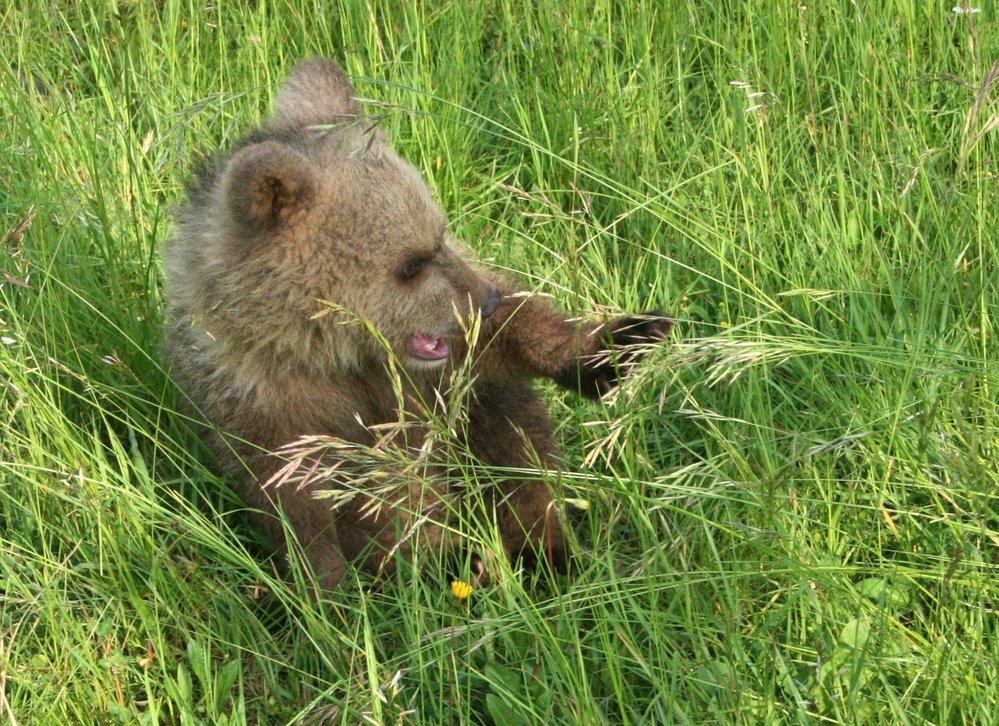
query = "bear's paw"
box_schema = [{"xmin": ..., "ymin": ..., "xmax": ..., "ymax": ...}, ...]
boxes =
[{"xmin": 555, "ymin": 311, "xmax": 673, "ymax": 400}]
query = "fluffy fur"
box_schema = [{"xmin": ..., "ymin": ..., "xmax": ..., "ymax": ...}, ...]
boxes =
[{"xmin": 163, "ymin": 59, "xmax": 672, "ymax": 590}]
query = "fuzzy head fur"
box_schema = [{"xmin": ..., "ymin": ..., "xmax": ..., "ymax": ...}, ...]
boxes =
[{"xmin": 165, "ymin": 59, "xmax": 499, "ymax": 385}]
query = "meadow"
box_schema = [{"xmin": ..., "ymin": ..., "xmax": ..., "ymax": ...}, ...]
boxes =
[{"xmin": 1, "ymin": 1, "xmax": 996, "ymax": 723}]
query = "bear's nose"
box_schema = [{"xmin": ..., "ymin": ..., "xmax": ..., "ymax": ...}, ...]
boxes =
[{"xmin": 480, "ymin": 285, "xmax": 501, "ymax": 320}]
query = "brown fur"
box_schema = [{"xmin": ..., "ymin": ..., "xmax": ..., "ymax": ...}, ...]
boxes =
[{"xmin": 163, "ymin": 59, "xmax": 672, "ymax": 591}]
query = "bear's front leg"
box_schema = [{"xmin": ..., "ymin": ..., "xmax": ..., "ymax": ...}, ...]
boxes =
[
  {"xmin": 257, "ymin": 483, "xmax": 350, "ymax": 593},
  {"xmin": 466, "ymin": 382, "xmax": 569, "ymax": 574},
  {"xmin": 335, "ymin": 474, "xmax": 452, "ymax": 578},
  {"xmin": 471, "ymin": 281, "xmax": 673, "ymax": 397}
]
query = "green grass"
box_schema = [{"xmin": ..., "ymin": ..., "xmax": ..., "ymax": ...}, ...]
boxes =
[{"xmin": 1, "ymin": 1, "xmax": 997, "ymax": 723}]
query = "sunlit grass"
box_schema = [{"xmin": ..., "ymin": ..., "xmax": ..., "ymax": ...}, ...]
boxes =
[{"xmin": 1, "ymin": 1, "xmax": 997, "ymax": 723}]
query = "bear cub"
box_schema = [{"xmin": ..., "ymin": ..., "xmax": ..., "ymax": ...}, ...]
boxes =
[{"xmin": 163, "ymin": 59, "xmax": 672, "ymax": 591}]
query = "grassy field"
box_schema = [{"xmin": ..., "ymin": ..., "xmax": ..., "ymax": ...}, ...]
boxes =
[{"xmin": 1, "ymin": 1, "xmax": 997, "ymax": 723}]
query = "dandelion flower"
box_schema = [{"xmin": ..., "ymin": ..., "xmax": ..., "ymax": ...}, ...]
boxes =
[{"xmin": 450, "ymin": 580, "xmax": 473, "ymax": 601}]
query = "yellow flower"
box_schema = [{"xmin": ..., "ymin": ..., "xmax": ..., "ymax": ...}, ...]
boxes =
[
  {"xmin": 562, "ymin": 497, "xmax": 590, "ymax": 511},
  {"xmin": 450, "ymin": 580, "xmax": 473, "ymax": 601}
]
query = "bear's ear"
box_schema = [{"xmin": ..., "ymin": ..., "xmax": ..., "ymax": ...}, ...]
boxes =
[
  {"xmin": 270, "ymin": 58, "xmax": 360, "ymax": 130},
  {"xmin": 224, "ymin": 141, "xmax": 317, "ymax": 232}
]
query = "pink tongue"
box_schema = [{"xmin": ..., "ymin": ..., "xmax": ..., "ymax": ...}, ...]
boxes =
[{"xmin": 410, "ymin": 333, "xmax": 449, "ymax": 361}]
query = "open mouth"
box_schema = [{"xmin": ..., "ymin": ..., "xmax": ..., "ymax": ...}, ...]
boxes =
[{"xmin": 409, "ymin": 333, "xmax": 450, "ymax": 362}]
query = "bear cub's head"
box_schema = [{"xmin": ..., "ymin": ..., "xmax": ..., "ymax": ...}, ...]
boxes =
[{"xmin": 194, "ymin": 59, "xmax": 500, "ymax": 372}]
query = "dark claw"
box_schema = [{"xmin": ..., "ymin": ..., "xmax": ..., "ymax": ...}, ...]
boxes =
[
  {"xmin": 554, "ymin": 311, "xmax": 673, "ymax": 399},
  {"xmin": 607, "ymin": 310, "xmax": 674, "ymax": 347}
]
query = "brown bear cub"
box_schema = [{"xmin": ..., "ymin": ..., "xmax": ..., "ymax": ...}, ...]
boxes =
[{"xmin": 163, "ymin": 59, "xmax": 672, "ymax": 591}]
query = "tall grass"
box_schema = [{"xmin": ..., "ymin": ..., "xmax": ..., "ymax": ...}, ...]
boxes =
[{"xmin": 1, "ymin": 1, "xmax": 996, "ymax": 723}]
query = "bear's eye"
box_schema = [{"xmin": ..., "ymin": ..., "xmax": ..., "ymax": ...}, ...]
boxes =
[{"xmin": 398, "ymin": 256, "xmax": 428, "ymax": 281}]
